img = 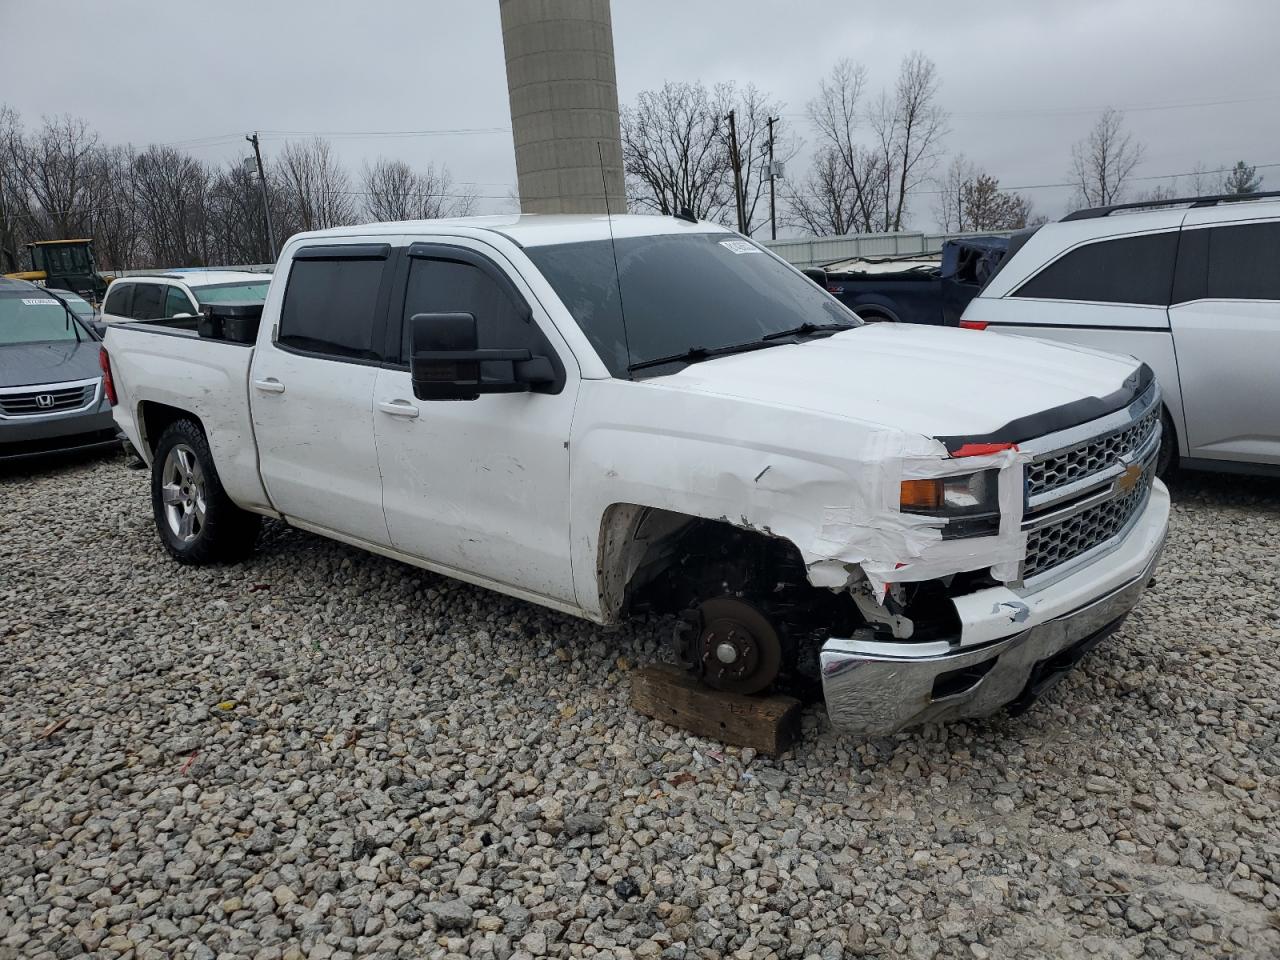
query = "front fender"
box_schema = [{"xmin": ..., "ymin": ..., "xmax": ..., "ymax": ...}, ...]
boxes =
[{"xmin": 568, "ymin": 380, "xmax": 1025, "ymax": 620}]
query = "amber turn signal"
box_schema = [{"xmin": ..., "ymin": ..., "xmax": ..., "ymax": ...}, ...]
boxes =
[{"xmin": 900, "ymin": 478, "xmax": 944, "ymax": 511}]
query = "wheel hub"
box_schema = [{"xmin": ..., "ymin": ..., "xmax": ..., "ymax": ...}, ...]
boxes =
[{"xmin": 676, "ymin": 597, "xmax": 782, "ymax": 695}]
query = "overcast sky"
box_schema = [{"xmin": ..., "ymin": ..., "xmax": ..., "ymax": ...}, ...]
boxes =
[{"xmin": 3, "ymin": 0, "xmax": 1278, "ymax": 232}]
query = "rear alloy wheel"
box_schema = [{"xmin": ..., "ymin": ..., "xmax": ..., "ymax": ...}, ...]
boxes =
[
  {"xmin": 151, "ymin": 419, "xmax": 260, "ymax": 564},
  {"xmin": 675, "ymin": 597, "xmax": 783, "ymax": 695},
  {"xmin": 161, "ymin": 443, "xmax": 207, "ymax": 544}
]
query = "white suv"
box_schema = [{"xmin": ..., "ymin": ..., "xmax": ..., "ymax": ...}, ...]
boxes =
[
  {"xmin": 962, "ymin": 193, "xmax": 1280, "ymax": 476},
  {"xmin": 100, "ymin": 271, "xmax": 271, "ymax": 327}
]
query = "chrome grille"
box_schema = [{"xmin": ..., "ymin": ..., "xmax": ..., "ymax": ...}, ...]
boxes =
[
  {"xmin": 1023, "ymin": 473, "xmax": 1153, "ymax": 580},
  {"xmin": 1026, "ymin": 406, "xmax": 1159, "ymax": 498},
  {"xmin": 0, "ymin": 384, "xmax": 92, "ymax": 416}
]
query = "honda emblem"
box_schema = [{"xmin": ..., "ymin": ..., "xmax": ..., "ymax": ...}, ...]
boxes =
[{"xmin": 35, "ymin": 394, "xmax": 55, "ymax": 409}]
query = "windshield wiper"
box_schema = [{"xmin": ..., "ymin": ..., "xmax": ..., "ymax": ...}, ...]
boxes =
[
  {"xmin": 627, "ymin": 338, "xmax": 781, "ymax": 373},
  {"xmin": 761, "ymin": 321, "xmax": 856, "ymax": 341},
  {"xmin": 43, "ymin": 289, "xmax": 83, "ymax": 342}
]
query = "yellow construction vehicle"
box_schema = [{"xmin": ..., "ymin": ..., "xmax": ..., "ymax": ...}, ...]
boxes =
[{"xmin": 4, "ymin": 239, "xmax": 110, "ymax": 303}]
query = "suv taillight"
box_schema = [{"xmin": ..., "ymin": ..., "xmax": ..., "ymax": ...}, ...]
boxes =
[
  {"xmin": 959, "ymin": 320, "xmax": 988, "ymax": 330},
  {"xmin": 99, "ymin": 346, "xmax": 118, "ymax": 406}
]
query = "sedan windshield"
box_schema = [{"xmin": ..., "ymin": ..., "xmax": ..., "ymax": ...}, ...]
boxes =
[
  {"xmin": 194, "ymin": 280, "xmax": 270, "ymax": 305},
  {"xmin": 525, "ymin": 232, "xmax": 860, "ymax": 377},
  {"xmin": 0, "ymin": 293, "xmax": 84, "ymax": 344},
  {"xmin": 53, "ymin": 291, "xmax": 95, "ymax": 319}
]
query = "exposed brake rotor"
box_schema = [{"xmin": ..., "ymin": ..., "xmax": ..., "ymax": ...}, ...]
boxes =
[{"xmin": 673, "ymin": 597, "xmax": 782, "ymax": 695}]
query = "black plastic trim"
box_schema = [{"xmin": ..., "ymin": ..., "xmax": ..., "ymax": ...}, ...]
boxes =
[
  {"xmin": 981, "ymin": 321, "xmax": 1167, "ymax": 333},
  {"xmin": 293, "ymin": 243, "xmax": 390, "ymax": 261},
  {"xmin": 1062, "ymin": 190, "xmax": 1280, "ymax": 221},
  {"xmin": 113, "ymin": 321, "xmax": 255, "ymax": 346},
  {"xmin": 406, "ymin": 242, "xmax": 532, "ymax": 322},
  {"xmin": 935, "ymin": 363, "xmax": 1155, "ymax": 453}
]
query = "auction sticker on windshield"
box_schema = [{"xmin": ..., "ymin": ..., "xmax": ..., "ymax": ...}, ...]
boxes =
[
  {"xmin": 22, "ymin": 298, "xmax": 60, "ymax": 305},
  {"xmin": 719, "ymin": 240, "xmax": 760, "ymax": 255}
]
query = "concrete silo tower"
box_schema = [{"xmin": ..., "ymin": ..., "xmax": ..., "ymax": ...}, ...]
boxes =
[{"xmin": 499, "ymin": 0, "xmax": 627, "ymax": 214}]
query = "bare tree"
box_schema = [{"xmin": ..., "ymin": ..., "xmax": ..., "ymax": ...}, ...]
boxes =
[
  {"xmin": 784, "ymin": 148, "xmax": 859, "ymax": 236},
  {"xmin": 621, "ymin": 81, "xmax": 733, "ymax": 223},
  {"xmin": 1070, "ymin": 107, "xmax": 1144, "ymax": 207},
  {"xmin": 935, "ymin": 155, "xmax": 1031, "ymax": 231},
  {"xmin": 275, "ymin": 138, "xmax": 357, "ymax": 232},
  {"xmin": 801, "ymin": 59, "xmax": 885, "ymax": 233},
  {"xmin": 871, "ymin": 52, "xmax": 949, "ymax": 231},
  {"xmin": 131, "ymin": 145, "xmax": 213, "ymax": 266},
  {"xmin": 717, "ymin": 84, "xmax": 795, "ymax": 236},
  {"xmin": 0, "ymin": 105, "xmax": 30, "ymax": 271},
  {"xmin": 7, "ymin": 114, "xmax": 101, "ymax": 240},
  {"xmin": 84, "ymin": 145, "xmax": 141, "ymax": 271},
  {"xmin": 360, "ymin": 157, "xmax": 475, "ymax": 222}
]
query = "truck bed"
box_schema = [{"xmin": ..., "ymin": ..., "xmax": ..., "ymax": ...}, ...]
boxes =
[{"xmin": 104, "ymin": 321, "xmax": 274, "ymax": 514}]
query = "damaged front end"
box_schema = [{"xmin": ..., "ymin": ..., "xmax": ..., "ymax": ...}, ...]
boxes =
[{"xmin": 615, "ymin": 378, "xmax": 1170, "ymax": 736}]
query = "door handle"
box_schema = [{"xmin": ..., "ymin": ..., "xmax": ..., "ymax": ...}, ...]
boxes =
[
  {"xmin": 377, "ymin": 399, "xmax": 420, "ymax": 419},
  {"xmin": 253, "ymin": 378, "xmax": 285, "ymax": 394}
]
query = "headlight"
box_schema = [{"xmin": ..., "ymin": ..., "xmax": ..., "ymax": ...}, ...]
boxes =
[{"xmin": 900, "ymin": 469, "xmax": 1001, "ymax": 539}]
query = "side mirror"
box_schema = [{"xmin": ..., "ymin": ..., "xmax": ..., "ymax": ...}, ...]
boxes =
[
  {"xmin": 410, "ymin": 312, "xmax": 553, "ymax": 401},
  {"xmin": 802, "ymin": 267, "xmax": 828, "ymax": 286}
]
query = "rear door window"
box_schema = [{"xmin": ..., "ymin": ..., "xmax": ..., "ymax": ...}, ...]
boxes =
[
  {"xmin": 164, "ymin": 286, "xmax": 196, "ymax": 317},
  {"xmin": 130, "ymin": 283, "xmax": 165, "ymax": 320},
  {"xmin": 1013, "ymin": 232, "xmax": 1178, "ymax": 305},
  {"xmin": 278, "ymin": 246, "xmax": 390, "ymax": 361},
  {"xmin": 104, "ymin": 282, "xmax": 133, "ymax": 317},
  {"xmin": 1205, "ymin": 221, "xmax": 1280, "ymax": 301}
]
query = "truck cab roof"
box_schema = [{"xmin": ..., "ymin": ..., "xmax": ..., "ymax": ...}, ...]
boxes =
[{"xmin": 291, "ymin": 213, "xmax": 735, "ymax": 250}]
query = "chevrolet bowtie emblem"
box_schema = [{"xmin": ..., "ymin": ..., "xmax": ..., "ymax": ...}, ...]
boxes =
[{"xmin": 1116, "ymin": 462, "xmax": 1144, "ymax": 495}]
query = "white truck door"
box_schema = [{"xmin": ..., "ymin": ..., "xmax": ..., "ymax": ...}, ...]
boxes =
[
  {"xmin": 372, "ymin": 239, "xmax": 580, "ymax": 605},
  {"xmin": 249, "ymin": 243, "xmax": 395, "ymax": 545},
  {"xmin": 1167, "ymin": 212, "xmax": 1280, "ymax": 465}
]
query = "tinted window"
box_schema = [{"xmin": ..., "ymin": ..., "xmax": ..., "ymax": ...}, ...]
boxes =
[
  {"xmin": 131, "ymin": 283, "xmax": 165, "ymax": 320},
  {"xmin": 1204, "ymin": 221, "xmax": 1280, "ymax": 300},
  {"xmin": 164, "ymin": 286, "xmax": 195, "ymax": 317},
  {"xmin": 279, "ymin": 258, "xmax": 386, "ymax": 360},
  {"xmin": 399, "ymin": 257, "xmax": 539, "ymax": 361},
  {"xmin": 525, "ymin": 233, "xmax": 858, "ymax": 377},
  {"xmin": 1013, "ymin": 232, "xmax": 1178, "ymax": 305},
  {"xmin": 104, "ymin": 282, "xmax": 132, "ymax": 316}
]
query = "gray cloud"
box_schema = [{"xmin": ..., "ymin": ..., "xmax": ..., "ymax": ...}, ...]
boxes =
[{"xmin": 3, "ymin": 0, "xmax": 1277, "ymax": 228}]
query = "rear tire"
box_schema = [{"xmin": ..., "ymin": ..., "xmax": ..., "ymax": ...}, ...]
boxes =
[{"xmin": 151, "ymin": 419, "xmax": 260, "ymax": 564}]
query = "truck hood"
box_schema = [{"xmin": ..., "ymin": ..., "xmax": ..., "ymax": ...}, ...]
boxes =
[
  {"xmin": 652, "ymin": 323, "xmax": 1145, "ymax": 442},
  {"xmin": 0, "ymin": 340, "xmax": 102, "ymax": 387}
]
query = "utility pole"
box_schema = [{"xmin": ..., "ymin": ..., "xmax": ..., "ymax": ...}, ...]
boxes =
[
  {"xmin": 767, "ymin": 115, "xmax": 778, "ymax": 240},
  {"xmin": 726, "ymin": 109, "xmax": 746, "ymax": 234},
  {"xmin": 245, "ymin": 132, "xmax": 277, "ymax": 260}
]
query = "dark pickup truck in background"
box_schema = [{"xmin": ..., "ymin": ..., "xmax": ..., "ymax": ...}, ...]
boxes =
[{"xmin": 807, "ymin": 235, "xmax": 1010, "ymax": 326}]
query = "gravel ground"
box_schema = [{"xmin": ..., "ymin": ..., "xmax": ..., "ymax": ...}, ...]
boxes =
[{"xmin": 1, "ymin": 452, "xmax": 1278, "ymax": 960}]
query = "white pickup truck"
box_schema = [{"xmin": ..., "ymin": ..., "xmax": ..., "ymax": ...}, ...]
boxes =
[{"xmin": 102, "ymin": 214, "xmax": 1170, "ymax": 735}]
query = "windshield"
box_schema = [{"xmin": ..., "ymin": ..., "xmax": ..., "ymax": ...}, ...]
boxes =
[
  {"xmin": 525, "ymin": 232, "xmax": 860, "ymax": 377},
  {"xmin": 54, "ymin": 291, "xmax": 95, "ymax": 318},
  {"xmin": 194, "ymin": 280, "xmax": 270, "ymax": 305},
  {"xmin": 0, "ymin": 293, "xmax": 85, "ymax": 344}
]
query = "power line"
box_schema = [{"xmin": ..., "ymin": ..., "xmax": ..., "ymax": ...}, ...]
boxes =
[
  {"xmin": 257, "ymin": 127, "xmax": 511, "ymax": 140},
  {"xmin": 781, "ymin": 91, "xmax": 1280, "ymax": 123}
]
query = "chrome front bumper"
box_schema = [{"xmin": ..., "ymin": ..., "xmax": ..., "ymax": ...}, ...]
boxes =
[{"xmin": 820, "ymin": 488, "xmax": 1168, "ymax": 736}]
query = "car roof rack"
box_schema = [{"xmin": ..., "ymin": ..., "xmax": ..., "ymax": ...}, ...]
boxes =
[{"xmin": 1062, "ymin": 190, "xmax": 1280, "ymax": 221}]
